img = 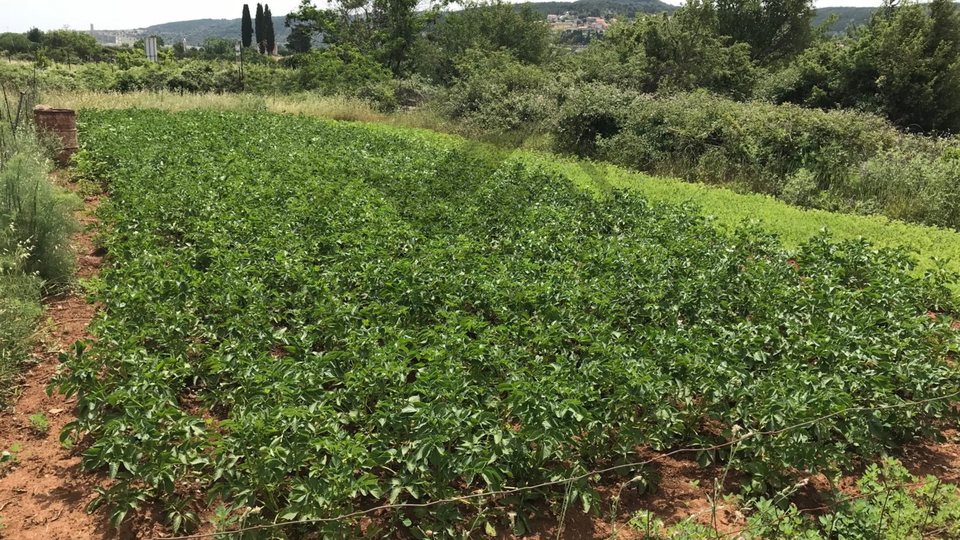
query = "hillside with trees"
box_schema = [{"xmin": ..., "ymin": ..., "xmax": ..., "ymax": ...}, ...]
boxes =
[{"xmin": 524, "ymin": 0, "xmax": 676, "ymax": 18}]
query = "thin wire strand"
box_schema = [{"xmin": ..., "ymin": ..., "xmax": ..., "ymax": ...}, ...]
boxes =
[{"xmin": 148, "ymin": 388, "xmax": 960, "ymax": 540}]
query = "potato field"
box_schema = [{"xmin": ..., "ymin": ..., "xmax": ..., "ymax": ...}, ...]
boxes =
[{"xmin": 56, "ymin": 110, "xmax": 960, "ymax": 536}]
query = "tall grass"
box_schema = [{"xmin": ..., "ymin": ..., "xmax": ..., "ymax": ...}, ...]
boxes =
[
  {"xmin": 44, "ymin": 90, "xmax": 389, "ymax": 123},
  {"xmin": 0, "ymin": 151, "xmax": 79, "ymax": 286},
  {"xmin": 0, "ymin": 84, "xmax": 80, "ymax": 397},
  {"xmin": 45, "ymin": 89, "xmax": 557, "ymax": 154}
]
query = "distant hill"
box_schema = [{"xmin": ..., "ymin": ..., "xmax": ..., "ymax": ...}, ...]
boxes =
[
  {"xmin": 813, "ymin": 6, "xmax": 877, "ymax": 36},
  {"xmin": 523, "ymin": 0, "xmax": 676, "ymax": 18},
  {"xmin": 112, "ymin": 4, "xmax": 879, "ymax": 48},
  {"xmin": 132, "ymin": 15, "xmax": 289, "ymax": 47}
]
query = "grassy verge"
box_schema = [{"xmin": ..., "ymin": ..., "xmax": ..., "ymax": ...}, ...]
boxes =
[
  {"xmin": 549, "ymin": 160, "xmax": 960, "ymax": 288},
  {"xmin": 44, "ymin": 90, "xmax": 388, "ymax": 123},
  {"xmin": 0, "ymin": 90, "xmax": 80, "ymax": 397}
]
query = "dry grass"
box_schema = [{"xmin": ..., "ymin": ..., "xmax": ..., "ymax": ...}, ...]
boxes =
[
  {"xmin": 41, "ymin": 90, "xmax": 389, "ymax": 123},
  {"xmin": 37, "ymin": 90, "xmax": 552, "ymax": 149}
]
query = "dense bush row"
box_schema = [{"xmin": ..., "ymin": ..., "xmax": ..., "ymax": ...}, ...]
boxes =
[{"xmin": 552, "ymin": 89, "xmax": 960, "ymax": 229}]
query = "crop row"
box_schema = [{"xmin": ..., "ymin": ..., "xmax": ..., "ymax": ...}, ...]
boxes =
[{"xmin": 56, "ymin": 110, "xmax": 960, "ymax": 536}]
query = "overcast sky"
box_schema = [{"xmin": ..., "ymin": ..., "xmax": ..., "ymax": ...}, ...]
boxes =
[{"xmin": 6, "ymin": 0, "xmax": 884, "ymax": 34}]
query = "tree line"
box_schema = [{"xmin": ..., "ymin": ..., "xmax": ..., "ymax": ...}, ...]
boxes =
[
  {"xmin": 276, "ymin": 0, "xmax": 960, "ymax": 134},
  {"xmin": 242, "ymin": 3, "xmax": 276, "ymax": 54}
]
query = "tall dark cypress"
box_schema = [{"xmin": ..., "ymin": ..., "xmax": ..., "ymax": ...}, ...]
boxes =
[
  {"xmin": 241, "ymin": 4, "xmax": 253, "ymax": 48},
  {"xmin": 255, "ymin": 3, "xmax": 265, "ymax": 54},
  {"xmin": 264, "ymin": 5, "xmax": 276, "ymax": 55}
]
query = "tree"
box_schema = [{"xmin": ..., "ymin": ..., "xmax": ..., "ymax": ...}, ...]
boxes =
[
  {"xmin": 264, "ymin": 4, "xmax": 276, "ymax": 54},
  {"xmin": 256, "ymin": 3, "xmax": 266, "ymax": 54},
  {"xmin": 866, "ymin": 0, "xmax": 960, "ymax": 131},
  {"xmin": 43, "ymin": 29, "xmax": 102, "ymax": 63},
  {"xmin": 603, "ymin": 0, "xmax": 757, "ymax": 98},
  {"xmin": 769, "ymin": 0, "xmax": 960, "ymax": 132},
  {"xmin": 286, "ymin": 25, "xmax": 314, "ymax": 53},
  {"xmin": 285, "ymin": 0, "xmax": 332, "ymax": 53},
  {"xmin": 711, "ymin": 0, "xmax": 816, "ymax": 63},
  {"xmin": 0, "ymin": 33, "xmax": 36, "ymax": 54},
  {"xmin": 26, "ymin": 28, "xmax": 43, "ymax": 44},
  {"xmin": 200, "ymin": 37, "xmax": 237, "ymax": 60},
  {"xmin": 285, "ymin": 0, "xmax": 441, "ymax": 74},
  {"xmin": 242, "ymin": 4, "xmax": 254, "ymax": 48},
  {"xmin": 414, "ymin": 1, "xmax": 552, "ymax": 83}
]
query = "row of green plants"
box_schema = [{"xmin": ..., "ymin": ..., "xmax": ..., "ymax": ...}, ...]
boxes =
[
  {"xmin": 0, "ymin": 88, "xmax": 79, "ymax": 395},
  {"xmin": 550, "ymin": 158, "xmax": 960, "ymax": 289},
  {"xmin": 57, "ymin": 109, "xmax": 960, "ymax": 536}
]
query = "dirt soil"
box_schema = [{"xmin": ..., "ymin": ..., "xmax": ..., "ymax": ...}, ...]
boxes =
[{"xmin": 0, "ymin": 180, "xmax": 957, "ymax": 540}]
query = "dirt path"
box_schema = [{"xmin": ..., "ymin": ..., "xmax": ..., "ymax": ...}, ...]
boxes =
[{"xmin": 0, "ymin": 190, "xmax": 121, "ymax": 539}]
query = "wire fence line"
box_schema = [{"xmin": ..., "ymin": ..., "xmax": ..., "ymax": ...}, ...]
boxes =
[{"xmin": 140, "ymin": 388, "xmax": 960, "ymax": 540}]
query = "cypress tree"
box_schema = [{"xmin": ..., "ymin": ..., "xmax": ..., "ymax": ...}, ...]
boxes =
[
  {"xmin": 241, "ymin": 4, "xmax": 253, "ymax": 48},
  {"xmin": 264, "ymin": 5, "xmax": 276, "ymax": 55},
  {"xmin": 255, "ymin": 3, "xmax": 265, "ymax": 54}
]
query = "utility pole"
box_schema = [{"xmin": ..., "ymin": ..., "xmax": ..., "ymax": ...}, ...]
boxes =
[{"xmin": 236, "ymin": 40, "xmax": 245, "ymax": 91}]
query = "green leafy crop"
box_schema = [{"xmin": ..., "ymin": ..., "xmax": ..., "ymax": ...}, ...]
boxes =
[{"xmin": 54, "ymin": 109, "xmax": 960, "ymax": 535}]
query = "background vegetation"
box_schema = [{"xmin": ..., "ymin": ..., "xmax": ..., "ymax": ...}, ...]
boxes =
[{"xmin": 4, "ymin": 0, "xmax": 960, "ymax": 232}]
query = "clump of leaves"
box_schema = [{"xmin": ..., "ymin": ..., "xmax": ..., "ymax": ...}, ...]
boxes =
[
  {"xmin": 0, "ymin": 443, "xmax": 21, "ymax": 476},
  {"xmin": 28, "ymin": 413, "xmax": 49, "ymax": 435}
]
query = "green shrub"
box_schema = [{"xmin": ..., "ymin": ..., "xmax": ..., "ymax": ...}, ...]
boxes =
[
  {"xmin": 603, "ymin": 4, "xmax": 758, "ymax": 98},
  {"xmin": 285, "ymin": 47, "xmax": 392, "ymax": 96},
  {"xmin": 0, "ymin": 232, "xmax": 42, "ymax": 391},
  {"xmin": 438, "ymin": 49, "xmax": 556, "ymax": 134},
  {"xmin": 779, "ymin": 168, "xmax": 821, "ymax": 207},
  {"xmin": 598, "ymin": 92, "xmax": 895, "ymax": 192},
  {"xmin": 0, "ymin": 151, "xmax": 79, "ymax": 287},
  {"xmin": 849, "ymin": 141, "xmax": 960, "ymax": 228},
  {"xmin": 552, "ymin": 83, "xmax": 638, "ymax": 157}
]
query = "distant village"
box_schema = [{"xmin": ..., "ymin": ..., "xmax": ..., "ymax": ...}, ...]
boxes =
[
  {"xmin": 88, "ymin": 26, "xmax": 139, "ymax": 47},
  {"xmin": 547, "ymin": 12, "xmax": 613, "ymax": 32}
]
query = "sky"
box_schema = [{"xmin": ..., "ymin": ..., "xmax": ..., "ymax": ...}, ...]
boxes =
[
  {"xmin": 6, "ymin": 0, "xmax": 884, "ymax": 34},
  {"xmin": 4, "ymin": 0, "xmax": 304, "ymax": 33}
]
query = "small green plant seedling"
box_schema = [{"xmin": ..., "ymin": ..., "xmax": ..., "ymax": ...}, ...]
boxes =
[{"xmin": 28, "ymin": 413, "xmax": 50, "ymax": 435}]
